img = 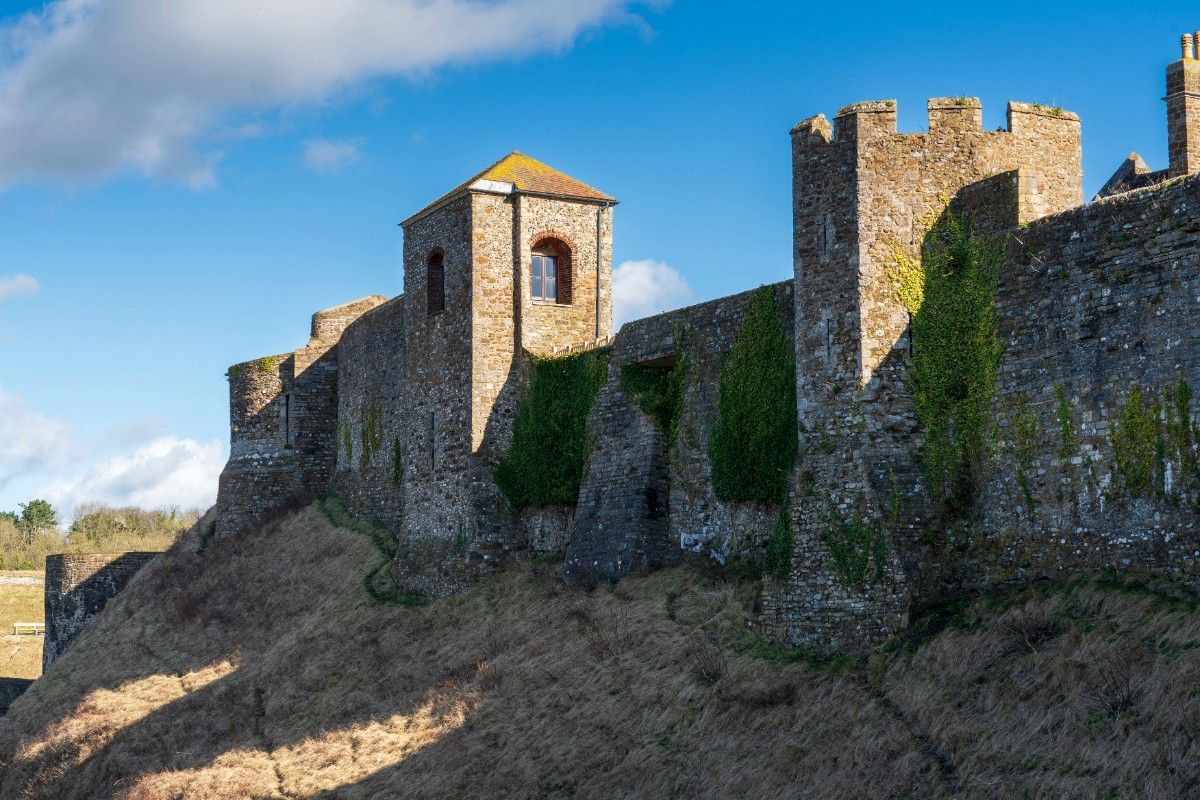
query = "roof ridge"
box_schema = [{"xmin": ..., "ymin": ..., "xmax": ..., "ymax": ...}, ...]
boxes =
[{"xmin": 402, "ymin": 152, "xmax": 615, "ymax": 225}]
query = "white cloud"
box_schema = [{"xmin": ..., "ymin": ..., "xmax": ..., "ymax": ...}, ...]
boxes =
[
  {"xmin": 303, "ymin": 138, "xmax": 362, "ymax": 173},
  {"xmin": 0, "ymin": 390, "xmax": 77, "ymax": 490},
  {"xmin": 0, "ymin": 274, "xmax": 39, "ymax": 304},
  {"xmin": 611, "ymin": 258, "xmax": 694, "ymax": 328},
  {"xmin": 39, "ymin": 436, "xmax": 224, "ymax": 517},
  {"xmin": 0, "ymin": 0, "xmax": 660, "ymax": 189}
]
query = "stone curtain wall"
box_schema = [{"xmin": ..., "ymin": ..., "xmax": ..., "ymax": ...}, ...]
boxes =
[
  {"xmin": 977, "ymin": 174, "xmax": 1200, "ymax": 588},
  {"xmin": 565, "ymin": 282, "xmax": 793, "ymax": 585},
  {"xmin": 43, "ymin": 552, "xmax": 159, "ymax": 669},
  {"xmin": 211, "ymin": 83, "xmax": 1199, "ymax": 655},
  {"xmin": 331, "ymin": 296, "xmax": 408, "ymax": 531},
  {"xmin": 216, "ymin": 299, "xmax": 383, "ymax": 536}
]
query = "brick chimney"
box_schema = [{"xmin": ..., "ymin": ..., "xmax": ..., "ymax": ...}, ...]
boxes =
[{"xmin": 1168, "ymin": 31, "xmax": 1200, "ymax": 176}]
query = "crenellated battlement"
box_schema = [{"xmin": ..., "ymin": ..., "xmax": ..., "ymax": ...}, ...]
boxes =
[{"xmin": 794, "ymin": 97, "xmax": 1080, "ymax": 147}]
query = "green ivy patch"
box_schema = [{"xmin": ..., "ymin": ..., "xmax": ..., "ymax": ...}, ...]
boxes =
[
  {"xmin": 620, "ymin": 353, "xmax": 687, "ymax": 445},
  {"xmin": 909, "ymin": 212, "xmax": 1005, "ymax": 518},
  {"xmin": 763, "ymin": 507, "xmax": 794, "ymax": 581},
  {"xmin": 1009, "ymin": 394, "xmax": 1038, "ymax": 508},
  {"xmin": 824, "ymin": 496, "xmax": 892, "ymax": 588},
  {"xmin": 1110, "ymin": 376, "xmax": 1198, "ymax": 503},
  {"xmin": 392, "ymin": 437, "xmax": 404, "ymax": 486},
  {"xmin": 709, "ymin": 287, "xmax": 797, "ymax": 503},
  {"xmin": 495, "ymin": 348, "xmax": 611, "ymax": 510},
  {"xmin": 1111, "ymin": 384, "xmax": 1160, "ymax": 497},
  {"xmin": 358, "ymin": 400, "xmax": 384, "ymax": 470},
  {"xmin": 1054, "ymin": 383, "xmax": 1075, "ymax": 458}
]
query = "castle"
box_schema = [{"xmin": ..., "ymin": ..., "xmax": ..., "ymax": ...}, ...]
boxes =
[{"xmin": 214, "ymin": 36, "xmax": 1200, "ymax": 654}]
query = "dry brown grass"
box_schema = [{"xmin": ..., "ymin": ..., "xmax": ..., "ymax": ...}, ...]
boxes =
[
  {"xmin": 0, "ymin": 571, "xmax": 43, "ymax": 680},
  {"xmin": 1, "ymin": 506, "xmax": 1198, "ymax": 799}
]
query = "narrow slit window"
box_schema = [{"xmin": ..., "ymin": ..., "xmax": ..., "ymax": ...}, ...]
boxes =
[{"xmin": 427, "ymin": 250, "xmax": 445, "ymax": 315}]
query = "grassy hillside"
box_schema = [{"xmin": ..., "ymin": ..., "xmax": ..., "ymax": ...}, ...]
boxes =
[
  {"xmin": 0, "ymin": 571, "xmax": 43, "ymax": 682},
  {"xmin": 1, "ymin": 505, "xmax": 1198, "ymax": 799}
]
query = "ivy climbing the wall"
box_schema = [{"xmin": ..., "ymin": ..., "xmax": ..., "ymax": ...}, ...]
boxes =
[
  {"xmin": 709, "ymin": 286, "xmax": 797, "ymax": 503},
  {"xmin": 908, "ymin": 212, "xmax": 1005, "ymax": 518},
  {"xmin": 392, "ymin": 437, "xmax": 404, "ymax": 486},
  {"xmin": 1054, "ymin": 383, "xmax": 1075, "ymax": 458},
  {"xmin": 495, "ymin": 348, "xmax": 611, "ymax": 510},
  {"xmin": 1008, "ymin": 394, "xmax": 1038, "ymax": 508},
  {"xmin": 358, "ymin": 400, "xmax": 384, "ymax": 471},
  {"xmin": 620, "ymin": 352, "xmax": 687, "ymax": 445},
  {"xmin": 1110, "ymin": 376, "xmax": 1198, "ymax": 503},
  {"xmin": 762, "ymin": 507, "xmax": 794, "ymax": 581},
  {"xmin": 824, "ymin": 501, "xmax": 889, "ymax": 588}
]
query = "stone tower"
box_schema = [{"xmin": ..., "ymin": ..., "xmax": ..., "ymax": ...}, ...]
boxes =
[
  {"xmin": 395, "ymin": 152, "xmax": 616, "ymax": 593},
  {"xmin": 1168, "ymin": 32, "xmax": 1200, "ymax": 177},
  {"xmin": 768, "ymin": 97, "xmax": 1084, "ymax": 652}
]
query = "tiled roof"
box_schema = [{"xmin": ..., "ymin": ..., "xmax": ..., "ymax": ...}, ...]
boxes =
[{"xmin": 404, "ymin": 152, "xmax": 615, "ymax": 223}]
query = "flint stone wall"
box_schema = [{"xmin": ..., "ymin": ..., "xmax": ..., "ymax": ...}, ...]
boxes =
[
  {"xmin": 331, "ymin": 295, "xmax": 408, "ymax": 531},
  {"xmin": 976, "ymin": 173, "xmax": 1200, "ymax": 588},
  {"xmin": 565, "ymin": 282, "xmax": 793, "ymax": 585},
  {"xmin": 43, "ymin": 552, "xmax": 159, "ymax": 669}
]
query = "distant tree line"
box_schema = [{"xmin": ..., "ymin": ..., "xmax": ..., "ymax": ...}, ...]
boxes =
[{"xmin": 0, "ymin": 499, "xmax": 203, "ymax": 570}]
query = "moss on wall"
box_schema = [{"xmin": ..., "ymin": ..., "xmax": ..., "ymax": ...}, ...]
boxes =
[
  {"xmin": 1110, "ymin": 377, "xmax": 1198, "ymax": 503},
  {"xmin": 709, "ymin": 287, "xmax": 797, "ymax": 503},
  {"xmin": 495, "ymin": 348, "xmax": 611, "ymax": 510},
  {"xmin": 762, "ymin": 508, "xmax": 794, "ymax": 581},
  {"xmin": 824, "ymin": 499, "xmax": 889, "ymax": 588},
  {"xmin": 358, "ymin": 400, "xmax": 384, "ymax": 470}
]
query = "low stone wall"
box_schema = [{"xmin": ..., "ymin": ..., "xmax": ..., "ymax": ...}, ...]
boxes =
[{"xmin": 43, "ymin": 552, "xmax": 160, "ymax": 670}]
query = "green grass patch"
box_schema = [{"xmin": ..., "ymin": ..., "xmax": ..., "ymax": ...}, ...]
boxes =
[{"xmin": 318, "ymin": 497, "xmax": 425, "ymax": 607}]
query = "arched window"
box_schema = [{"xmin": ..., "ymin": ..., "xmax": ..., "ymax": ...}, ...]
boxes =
[
  {"xmin": 427, "ymin": 249, "xmax": 445, "ymax": 315},
  {"xmin": 530, "ymin": 237, "xmax": 572, "ymax": 305}
]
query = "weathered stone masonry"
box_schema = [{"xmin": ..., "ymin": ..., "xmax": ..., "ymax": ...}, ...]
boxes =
[
  {"xmin": 216, "ymin": 38, "xmax": 1200, "ymax": 654},
  {"xmin": 43, "ymin": 552, "xmax": 159, "ymax": 670}
]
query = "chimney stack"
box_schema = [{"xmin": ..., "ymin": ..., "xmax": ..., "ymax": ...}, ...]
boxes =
[{"xmin": 1168, "ymin": 31, "xmax": 1200, "ymax": 176}]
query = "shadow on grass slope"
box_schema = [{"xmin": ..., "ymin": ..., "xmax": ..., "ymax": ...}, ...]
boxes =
[{"xmin": 0, "ymin": 503, "xmax": 1198, "ymax": 799}]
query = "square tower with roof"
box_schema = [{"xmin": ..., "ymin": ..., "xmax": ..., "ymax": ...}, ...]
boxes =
[{"xmin": 396, "ymin": 153, "xmax": 616, "ymax": 588}]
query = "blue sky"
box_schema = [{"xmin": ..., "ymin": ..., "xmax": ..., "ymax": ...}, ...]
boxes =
[{"xmin": 0, "ymin": 0, "xmax": 1194, "ymax": 517}]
